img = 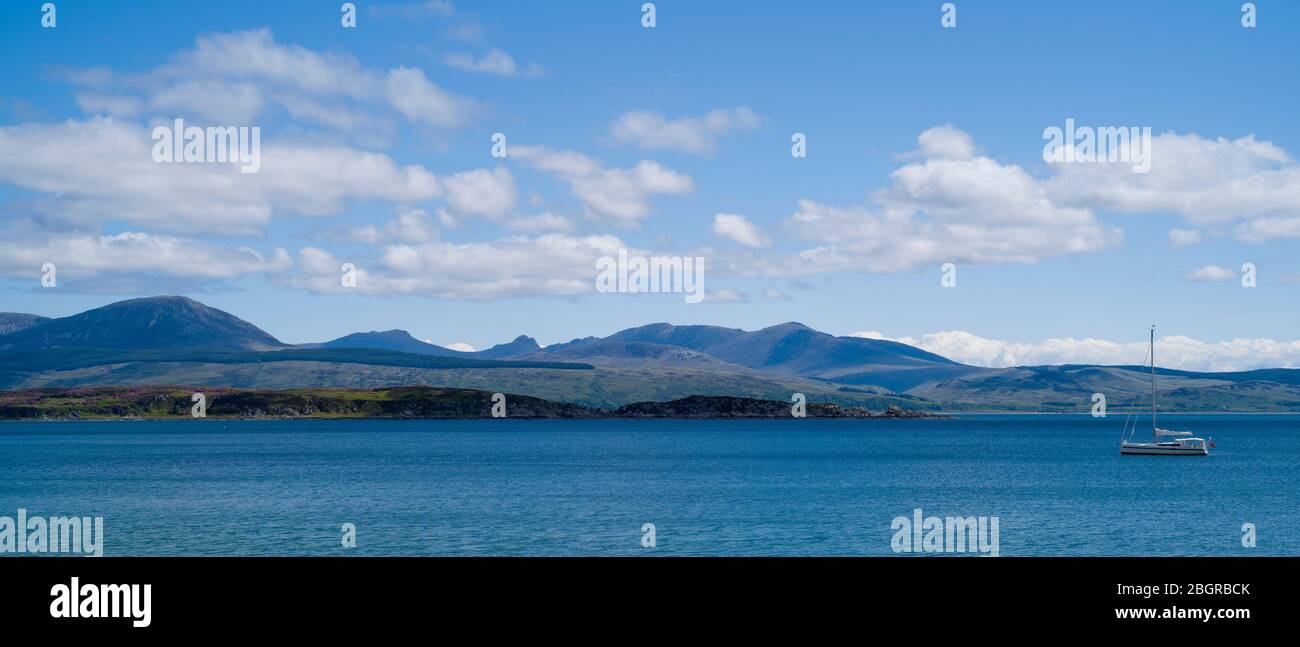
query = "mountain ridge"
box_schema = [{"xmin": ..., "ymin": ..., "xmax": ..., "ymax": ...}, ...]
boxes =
[
  {"xmin": 3, "ymin": 296, "xmax": 1297, "ymax": 412},
  {"xmin": 0, "ymin": 296, "xmax": 284, "ymax": 352}
]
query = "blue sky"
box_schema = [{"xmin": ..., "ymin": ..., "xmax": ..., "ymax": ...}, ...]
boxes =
[{"xmin": 1, "ymin": 0, "xmax": 1298, "ymax": 370}]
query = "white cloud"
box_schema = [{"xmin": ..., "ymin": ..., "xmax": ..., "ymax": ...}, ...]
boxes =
[
  {"xmin": 849, "ymin": 330, "xmax": 1300, "ymax": 372},
  {"xmin": 725, "ymin": 126, "xmax": 1119, "ymax": 276},
  {"xmin": 343, "ymin": 208, "xmax": 439, "ymax": 244},
  {"xmin": 1185, "ymin": 265, "xmax": 1238, "ymax": 282},
  {"xmin": 442, "ymin": 166, "xmax": 518, "ymax": 219},
  {"xmin": 382, "ymin": 65, "xmax": 475, "ymax": 128},
  {"xmin": 1234, "ymin": 216, "xmax": 1300, "ymax": 243},
  {"xmin": 64, "ymin": 29, "xmax": 475, "ymax": 131},
  {"xmin": 1168, "ymin": 228, "xmax": 1202, "ymax": 247},
  {"xmin": 761, "ymin": 287, "xmax": 791, "ymax": 301},
  {"xmin": 0, "ymin": 228, "xmax": 291, "ymax": 285},
  {"xmin": 0, "ymin": 118, "xmax": 528, "ymax": 235},
  {"xmin": 444, "ymin": 342, "xmax": 476, "ymax": 352},
  {"xmin": 507, "ymin": 213, "xmax": 575, "ymax": 233},
  {"xmin": 147, "ymin": 80, "xmax": 266, "ymax": 124},
  {"xmin": 713, "ymin": 213, "xmax": 770, "ymax": 248},
  {"xmin": 441, "ymin": 49, "xmax": 543, "ymax": 77},
  {"xmin": 510, "ymin": 146, "xmax": 693, "ymax": 224},
  {"xmin": 1046, "ymin": 132, "xmax": 1300, "ymax": 242},
  {"xmin": 287, "ymin": 233, "xmax": 630, "ymax": 300},
  {"xmin": 899, "ymin": 123, "xmax": 976, "ymax": 161},
  {"xmin": 703, "ymin": 288, "xmax": 749, "ymax": 303},
  {"xmin": 74, "ymin": 93, "xmax": 145, "ymax": 118},
  {"xmin": 607, "ymin": 107, "xmax": 761, "ymax": 155}
]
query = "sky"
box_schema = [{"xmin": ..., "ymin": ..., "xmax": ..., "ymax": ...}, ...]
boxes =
[{"xmin": 1, "ymin": 0, "xmax": 1299, "ymax": 371}]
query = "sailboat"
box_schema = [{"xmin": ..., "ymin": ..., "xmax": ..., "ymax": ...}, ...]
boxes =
[{"xmin": 1120, "ymin": 326, "xmax": 1210, "ymax": 456}]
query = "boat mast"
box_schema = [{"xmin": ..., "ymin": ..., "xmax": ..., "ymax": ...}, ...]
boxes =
[{"xmin": 1150, "ymin": 325, "xmax": 1157, "ymax": 439}]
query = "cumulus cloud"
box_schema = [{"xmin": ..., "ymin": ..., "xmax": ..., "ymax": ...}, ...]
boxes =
[
  {"xmin": 510, "ymin": 145, "xmax": 692, "ymax": 224},
  {"xmin": 0, "ymin": 118, "xmax": 526, "ymax": 235},
  {"xmin": 62, "ymin": 29, "xmax": 475, "ymax": 131},
  {"xmin": 607, "ymin": 107, "xmax": 761, "ymax": 155},
  {"xmin": 1234, "ymin": 216, "xmax": 1300, "ymax": 243},
  {"xmin": 850, "ymin": 330, "xmax": 1300, "ymax": 372},
  {"xmin": 444, "ymin": 342, "xmax": 476, "ymax": 352},
  {"xmin": 442, "ymin": 166, "xmax": 518, "ymax": 219},
  {"xmin": 507, "ymin": 212, "xmax": 575, "ymax": 233},
  {"xmin": 899, "ymin": 123, "xmax": 976, "ymax": 161},
  {"xmin": 0, "ymin": 227, "xmax": 290, "ymax": 291},
  {"xmin": 714, "ymin": 126, "xmax": 1120, "ymax": 276},
  {"xmin": 713, "ymin": 213, "xmax": 770, "ymax": 248},
  {"xmin": 442, "ymin": 49, "xmax": 543, "ymax": 77},
  {"xmin": 1185, "ymin": 264, "xmax": 1239, "ymax": 282},
  {"xmin": 341, "ymin": 208, "xmax": 439, "ymax": 244},
  {"xmin": 285, "ymin": 233, "xmax": 630, "ymax": 300},
  {"xmin": 1046, "ymin": 132, "xmax": 1300, "ymax": 242},
  {"xmin": 703, "ymin": 288, "xmax": 749, "ymax": 303},
  {"xmin": 382, "ymin": 65, "xmax": 476, "ymax": 128}
]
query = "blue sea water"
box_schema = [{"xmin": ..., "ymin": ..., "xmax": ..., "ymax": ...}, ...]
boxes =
[{"xmin": 0, "ymin": 415, "xmax": 1294, "ymax": 556}]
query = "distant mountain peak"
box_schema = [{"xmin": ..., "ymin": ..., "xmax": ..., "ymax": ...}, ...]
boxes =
[
  {"xmin": 0, "ymin": 296, "xmax": 283, "ymax": 351},
  {"xmin": 474, "ymin": 334, "xmax": 542, "ymax": 359},
  {"xmin": 318, "ymin": 329, "xmax": 463, "ymax": 357},
  {"xmin": 364, "ymin": 329, "xmax": 415, "ymax": 338}
]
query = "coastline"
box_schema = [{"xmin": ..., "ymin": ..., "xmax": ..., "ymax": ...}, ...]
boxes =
[{"xmin": 0, "ymin": 386, "xmax": 948, "ymax": 421}]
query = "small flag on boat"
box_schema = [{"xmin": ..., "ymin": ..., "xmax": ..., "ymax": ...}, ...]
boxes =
[{"xmin": 1208, "ymin": 438, "xmax": 1217, "ymax": 448}]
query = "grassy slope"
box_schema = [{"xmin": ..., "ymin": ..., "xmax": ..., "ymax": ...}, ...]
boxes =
[
  {"xmin": 908, "ymin": 365, "xmax": 1300, "ymax": 412},
  {"xmin": 0, "ymin": 386, "xmax": 591, "ymax": 419},
  {"xmin": 0, "ymin": 347, "xmax": 591, "ymax": 372},
  {"xmin": 2, "ymin": 361, "xmax": 939, "ymax": 410}
]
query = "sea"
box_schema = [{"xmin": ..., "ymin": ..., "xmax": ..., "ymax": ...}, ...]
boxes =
[{"xmin": 1, "ymin": 414, "xmax": 1294, "ymax": 556}]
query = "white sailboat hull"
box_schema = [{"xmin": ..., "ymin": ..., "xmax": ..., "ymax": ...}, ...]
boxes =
[{"xmin": 1120, "ymin": 441, "xmax": 1208, "ymax": 456}]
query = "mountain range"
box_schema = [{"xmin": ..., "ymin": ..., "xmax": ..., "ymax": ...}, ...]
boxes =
[{"xmin": 2, "ymin": 296, "xmax": 1298, "ymax": 412}]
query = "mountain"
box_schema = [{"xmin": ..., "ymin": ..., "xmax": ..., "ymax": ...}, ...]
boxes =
[
  {"xmin": 301, "ymin": 321, "xmax": 974, "ymax": 389},
  {"xmin": 0, "ymin": 313, "xmax": 49, "ymax": 336},
  {"xmin": 0, "ymin": 296, "xmax": 283, "ymax": 352},
  {"xmin": 474, "ymin": 335, "xmax": 542, "ymax": 359},
  {"xmin": 523, "ymin": 340, "xmax": 753, "ymax": 370},
  {"xmin": 909, "ymin": 364, "xmax": 1300, "ymax": 412},
  {"xmin": 536, "ymin": 322, "xmax": 981, "ymax": 391},
  {"xmin": 314, "ymin": 331, "xmax": 548, "ymax": 361},
  {"xmin": 314, "ymin": 329, "xmax": 464, "ymax": 356},
  {"xmin": 2, "ymin": 295, "xmax": 1298, "ymax": 412}
]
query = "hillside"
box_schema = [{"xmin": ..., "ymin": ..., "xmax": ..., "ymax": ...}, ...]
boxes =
[
  {"xmin": 0, "ymin": 296, "xmax": 284, "ymax": 351},
  {"xmin": 909, "ymin": 364, "xmax": 1300, "ymax": 412},
  {"xmin": 311, "ymin": 329, "xmax": 464, "ymax": 356},
  {"xmin": 0, "ymin": 313, "xmax": 49, "ymax": 336},
  {"xmin": 538, "ymin": 322, "xmax": 983, "ymax": 391},
  {"xmin": 2, "ymin": 296, "xmax": 1297, "ymax": 412}
]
